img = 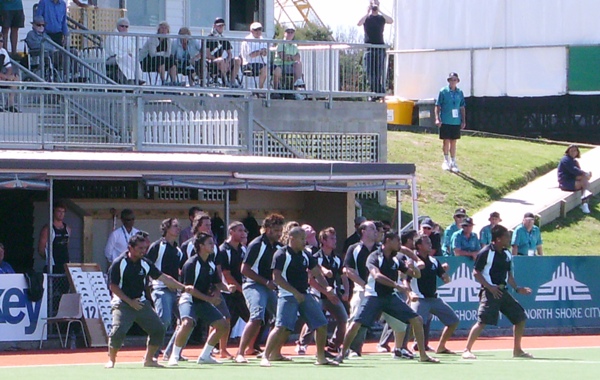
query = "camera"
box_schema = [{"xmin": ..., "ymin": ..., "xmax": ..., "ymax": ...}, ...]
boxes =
[{"xmin": 371, "ymin": 5, "xmax": 378, "ymax": 11}]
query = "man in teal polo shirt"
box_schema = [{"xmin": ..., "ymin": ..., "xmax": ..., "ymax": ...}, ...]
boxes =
[
  {"xmin": 479, "ymin": 212, "xmax": 502, "ymax": 247},
  {"xmin": 442, "ymin": 208, "xmax": 466, "ymax": 256},
  {"xmin": 511, "ymin": 212, "xmax": 544, "ymax": 256},
  {"xmin": 435, "ymin": 72, "xmax": 466, "ymax": 173},
  {"xmin": 451, "ymin": 218, "xmax": 480, "ymax": 260},
  {"xmin": 1, "ymin": 0, "xmax": 25, "ymax": 55}
]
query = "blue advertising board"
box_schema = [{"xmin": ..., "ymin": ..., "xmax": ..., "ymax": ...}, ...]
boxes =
[{"xmin": 428, "ymin": 256, "xmax": 600, "ymax": 331}]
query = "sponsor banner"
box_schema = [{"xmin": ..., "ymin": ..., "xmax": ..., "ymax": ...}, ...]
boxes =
[
  {"xmin": 427, "ymin": 256, "xmax": 600, "ymax": 331},
  {"xmin": 0, "ymin": 274, "xmax": 48, "ymax": 341}
]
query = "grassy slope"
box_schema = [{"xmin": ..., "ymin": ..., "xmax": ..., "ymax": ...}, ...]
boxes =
[{"xmin": 362, "ymin": 131, "xmax": 599, "ymax": 255}]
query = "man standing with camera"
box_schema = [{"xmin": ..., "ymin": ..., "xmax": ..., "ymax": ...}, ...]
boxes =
[{"xmin": 358, "ymin": 0, "xmax": 393, "ymax": 101}]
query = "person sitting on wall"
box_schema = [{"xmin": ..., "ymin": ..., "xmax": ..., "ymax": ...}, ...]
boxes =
[{"xmin": 558, "ymin": 144, "xmax": 593, "ymax": 214}]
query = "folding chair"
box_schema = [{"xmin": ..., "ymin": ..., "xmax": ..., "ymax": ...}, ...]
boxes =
[{"xmin": 39, "ymin": 293, "xmax": 88, "ymax": 349}]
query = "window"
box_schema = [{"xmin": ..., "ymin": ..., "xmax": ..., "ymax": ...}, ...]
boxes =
[
  {"xmin": 188, "ymin": 0, "xmax": 226, "ymax": 28},
  {"xmin": 229, "ymin": 0, "xmax": 265, "ymax": 32},
  {"xmin": 126, "ymin": 0, "xmax": 165, "ymax": 27}
]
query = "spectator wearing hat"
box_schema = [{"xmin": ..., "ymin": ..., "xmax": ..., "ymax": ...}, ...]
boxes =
[
  {"xmin": 206, "ymin": 17, "xmax": 242, "ymax": 87},
  {"xmin": 1, "ymin": 0, "xmax": 25, "ymax": 55},
  {"xmin": 273, "ymin": 25, "xmax": 304, "ymax": 97},
  {"xmin": 241, "ymin": 22, "xmax": 268, "ymax": 89},
  {"xmin": 450, "ymin": 217, "xmax": 480, "ymax": 259},
  {"xmin": 511, "ymin": 213, "xmax": 543, "ymax": 256},
  {"xmin": 479, "ymin": 212, "xmax": 502, "ymax": 247},
  {"xmin": 420, "ymin": 218, "xmax": 442, "ymax": 256},
  {"xmin": 558, "ymin": 144, "xmax": 593, "ymax": 214},
  {"xmin": 441, "ymin": 208, "xmax": 466, "ymax": 256},
  {"xmin": 435, "ymin": 72, "xmax": 466, "ymax": 173}
]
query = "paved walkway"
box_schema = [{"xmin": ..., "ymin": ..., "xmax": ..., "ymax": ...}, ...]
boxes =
[{"xmin": 471, "ymin": 146, "xmax": 600, "ymax": 230}]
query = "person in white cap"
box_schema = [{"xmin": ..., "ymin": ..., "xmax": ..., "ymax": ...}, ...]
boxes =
[{"xmin": 241, "ymin": 22, "xmax": 268, "ymax": 89}]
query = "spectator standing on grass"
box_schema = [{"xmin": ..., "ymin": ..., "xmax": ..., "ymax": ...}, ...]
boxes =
[
  {"xmin": 358, "ymin": 0, "xmax": 393, "ymax": 101},
  {"xmin": 442, "ymin": 208, "xmax": 467, "ymax": 256},
  {"xmin": 558, "ymin": 144, "xmax": 593, "ymax": 214},
  {"xmin": 511, "ymin": 212, "xmax": 543, "ymax": 256},
  {"xmin": 462, "ymin": 225, "xmax": 533, "ymax": 360},
  {"xmin": 0, "ymin": 243, "xmax": 15, "ymax": 274},
  {"xmin": 435, "ymin": 72, "xmax": 466, "ymax": 173},
  {"xmin": 479, "ymin": 212, "xmax": 501, "ymax": 247},
  {"xmin": 106, "ymin": 232, "xmax": 187, "ymax": 368},
  {"xmin": 1, "ymin": 0, "xmax": 25, "ymax": 55}
]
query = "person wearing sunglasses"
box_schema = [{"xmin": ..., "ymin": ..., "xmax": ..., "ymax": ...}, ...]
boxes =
[
  {"xmin": 106, "ymin": 17, "xmax": 144, "ymax": 85},
  {"xmin": 104, "ymin": 209, "xmax": 139, "ymax": 266}
]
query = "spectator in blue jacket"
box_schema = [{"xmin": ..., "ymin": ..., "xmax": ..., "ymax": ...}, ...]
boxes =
[
  {"xmin": 557, "ymin": 144, "xmax": 593, "ymax": 214},
  {"xmin": 36, "ymin": 0, "xmax": 68, "ymax": 47}
]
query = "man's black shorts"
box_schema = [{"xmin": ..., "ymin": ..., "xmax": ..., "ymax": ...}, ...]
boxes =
[
  {"xmin": 439, "ymin": 123, "xmax": 461, "ymax": 140},
  {"xmin": 477, "ymin": 288, "xmax": 527, "ymax": 326},
  {"xmin": 243, "ymin": 62, "xmax": 265, "ymax": 76},
  {"xmin": 1, "ymin": 10, "xmax": 25, "ymax": 29}
]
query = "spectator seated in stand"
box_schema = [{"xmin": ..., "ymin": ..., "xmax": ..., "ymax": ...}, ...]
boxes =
[
  {"xmin": 171, "ymin": 27, "xmax": 202, "ymax": 85},
  {"xmin": 0, "ymin": 243, "xmax": 15, "ymax": 274},
  {"xmin": 0, "ymin": 37, "xmax": 20, "ymax": 112},
  {"xmin": 273, "ymin": 25, "xmax": 304, "ymax": 97},
  {"xmin": 105, "ymin": 18, "xmax": 144, "ymax": 85},
  {"xmin": 139, "ymin": 21, "xmax": 178, "ymax": 85},
  {"xmin": 240, "ymin": 22, "xmax": 268, "ymax": 89},
  {"xmin": 24, "ymin": 16, "xmax": 60, "ymax": 80},
  {"xmin": 205, "ymin": 17, "xmax": 241, "ymax": 88}
]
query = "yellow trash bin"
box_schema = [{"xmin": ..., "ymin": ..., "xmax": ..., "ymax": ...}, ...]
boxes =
[{"xmin": 386, "ymin": 96, "xmax": 415, "ymax": 125}]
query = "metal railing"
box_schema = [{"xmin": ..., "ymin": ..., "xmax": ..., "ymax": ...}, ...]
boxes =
[
  {"xmin": 0, "ymin": 81, "xmax": 253, "ymax": 152},
  {"xmin": 54, "ymin": 30, "xmax": 389, "ymax": 102}
]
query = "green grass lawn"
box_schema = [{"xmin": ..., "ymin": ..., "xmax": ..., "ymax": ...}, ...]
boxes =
[
  {"xmin": 3, "ymin": 348, "xmax": 599, "ymax": 380},
  {"xmin": 362, "ymin": 131, "xmax": 599, "ymax": 255}
]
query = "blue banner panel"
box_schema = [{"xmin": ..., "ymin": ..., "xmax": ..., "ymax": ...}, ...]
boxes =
[{"xmin": 427, "ymin": 256, "xmax": 600, "ymax": 331}]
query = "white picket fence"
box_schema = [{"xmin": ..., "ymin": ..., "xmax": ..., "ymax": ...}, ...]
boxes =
[{"xmin": 144, "ymin": 110, "xmax": 240, "ymax": 146}]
